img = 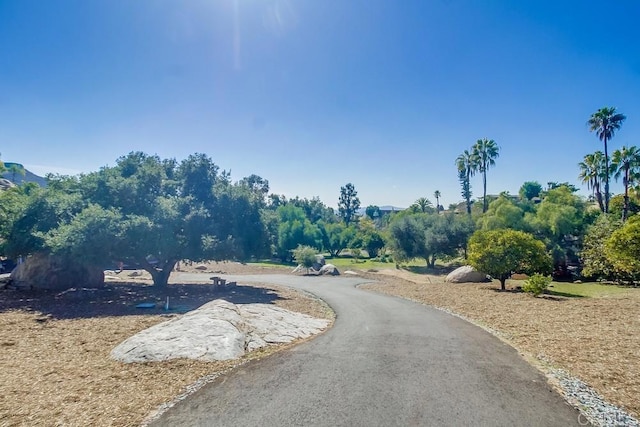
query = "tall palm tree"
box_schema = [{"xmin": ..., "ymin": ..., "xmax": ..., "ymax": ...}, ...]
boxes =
[
  {"xmin": 456, "ymin": 150, "xmax": 476, "ymax": 214},
  {"xmin": 434, "ymin": 190, "xmax": 441, "ymax": 212},
  {"xmin": 413, "ymin": 197, "xmax": 433, "ymax": 213},
  {"xmin": 588, "ymin": 107, "xmax": 626, "ymax": 213},
  {"xmin": 472, "ymin": 138, "xmax": 500, "ymax": 213},
  {"xmin": 578, "ymin": 151, "xmax": 606, "ymax": 213},
  {"xmin": 611, "ymin": 146, "xmax": 640, "ymax": 221}
]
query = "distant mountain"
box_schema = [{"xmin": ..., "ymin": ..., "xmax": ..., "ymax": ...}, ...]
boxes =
[
  {"xmin": 2, "ymin": 162, "xmax": 47, "ymax": 187},
  {"xmin": 378, "ymin": 205, "xmax": 405, "ymax": 212},
  {"xmin": 357, "ymin": 205, "xmax": 405, "ymax": 216}
]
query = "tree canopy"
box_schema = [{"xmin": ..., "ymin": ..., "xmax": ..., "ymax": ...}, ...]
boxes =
[
  {"xmin": 388, "ymin": 212, "xmax": 473, "ymax": 268},
  {"xmin": 588, "ymin": 107, "xmax": 626, "ymax": 213},
  {"xmin": 519, "ymin": 181, "xmax": 542, "ymax": 201},
  {"xmin": 338, "ymin": 183, "xmax": 361, "ymax": 226},
  {"xmin": 472, "ymin": 138, "xmax": 500, "ymax": 213},
  {"xmin": 468, "ymin": 229, "xmax": 552, "ymax": 290},
  {"xmin": 3, "ymin": 152, "xmax": 269, "ymax": 286}
]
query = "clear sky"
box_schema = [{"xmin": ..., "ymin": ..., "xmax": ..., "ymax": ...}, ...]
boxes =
[{"xmin": 1, "ymin": 0, "xmax": 639, "ymax": 208}]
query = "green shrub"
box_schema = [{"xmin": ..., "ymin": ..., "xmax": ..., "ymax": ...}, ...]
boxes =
[
  {"xmin": 522, "ymin": 274, "xmax": 551, "ymax": 296},
  {"xmin": 292, "ymin": 245, "xmax": 318, "ymax": 273}
]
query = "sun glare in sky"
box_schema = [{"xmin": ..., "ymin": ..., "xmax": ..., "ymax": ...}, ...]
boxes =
[{"xmin": 1, "ymin": 0, "xmax": 639, "ymax": 207}]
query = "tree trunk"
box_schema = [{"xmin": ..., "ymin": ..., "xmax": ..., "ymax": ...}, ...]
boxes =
[
  {"xmin": 499, "ymin": 277, "xmax": 506, "ymax": 291},
  {"xmin": 595, "ymin": 187, "xmax": 604, "ymax": 213},
  {"xmin": 623, "ymin": 166, "xmax": 630, "ymax": 222},
  {"xmin": 144, "ymin": 259, "xmax": 177, "ymax": 287},
  {"xmin": 604, "ymin": 136, "xmax": 610, "ymax": 213},
  {"xmin": 427, "ymin": 255, "xmax": 436, "ymax": 269},
  {"xmin": 466, "ymin": 170, "xmax": 472, "ymax": 215},
  {"xmin": 483, "ymin": 169, "xmax": 488, "ymax": 213}
]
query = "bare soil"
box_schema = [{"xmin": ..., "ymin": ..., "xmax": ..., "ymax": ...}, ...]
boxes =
[
  {"xmin": 0, "ymin": 262, "xmax": 329, "ymax": 427},
  {"xmin": 4, "ymin": 260, "xmax": 638, "ymax": 425},
  {"xmin": 359, "ymin": 268, "xmax": 640, "ymax": 419}
]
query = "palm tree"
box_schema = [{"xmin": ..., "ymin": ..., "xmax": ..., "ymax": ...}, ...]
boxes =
[
  {"xmin": 456, "ymin": 150, "xmax": 476, "ymax": 214},
  {"xmin": 588, "ymin": 107, "xmax": 626, "ymax": 213},
  {"xmin": 611, "ymin": 146, "xmax": 640, "ymax": 221},
  {"xmin": 472, "ymin": 138, "xmax": 500, "ymax": 213},
  {"xmin": 578, "ymin": 151, "xmax": 606, "ymax": 213},
  {"xmin": 413, "ymin": 197, "xmax": 433, "ymax": 213},
  {"xmin": 434, "ymin": 190, "xmax": 441, "ymax": 212}
]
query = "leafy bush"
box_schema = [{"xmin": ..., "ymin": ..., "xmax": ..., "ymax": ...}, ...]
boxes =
[
  {"xmin": 468, "ymin": 229, "xmax": 552, "ymax": 290},
  {"xmin": 522, "ymin": 274, "xmax": 551, "ymax": 296},
  {"xmin": 292, "ymin": 245, "xmax": 318, "ymax": 273},
  {"xmin": 604, "ymin": 215, "xmax": 640, "ymax": 284},
  {"xmin": 375, "ymin": 253, "xmax": 392, "ymax": 263},
  {"xmin": 580, "ymin": 214, "xmax": 620, "ymax": 280}
]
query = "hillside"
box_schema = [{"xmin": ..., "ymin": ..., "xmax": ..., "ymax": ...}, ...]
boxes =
[{"xmin": 1, "ymin": 162, "xmax": 47, "ymax": 187}]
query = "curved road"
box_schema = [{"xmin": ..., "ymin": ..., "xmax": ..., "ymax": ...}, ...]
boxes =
[{"xmin": 152, "ymin": 273, "xmax": 583, "ymax": 426}]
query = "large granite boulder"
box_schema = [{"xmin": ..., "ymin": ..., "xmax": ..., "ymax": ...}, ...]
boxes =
[
  {"xmin": 111, "ymin": 299, "xmax": 331, "ymax": 363},
  {"xmin": 10, "ymin": 253, "xmax": 104, "ymax": 290},
  {"xmin": 445, "ymin": 265, "xmax": 490, "ymax": 283},
  {"xmin": 0, "ymin": 178, "xmax": 15, "ymax": 190},
  {"xmin": 319, "ymin": 264, "xmax": 340, "ymax": 276},
  {"xmin": 312, "ymin": 254, "xmax": 326, "ymax": 271}
]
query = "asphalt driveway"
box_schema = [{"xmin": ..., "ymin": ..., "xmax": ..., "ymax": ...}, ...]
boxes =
[{"xmin": 151, "ymin": 273, "xmax": 583, "ymax": 426}]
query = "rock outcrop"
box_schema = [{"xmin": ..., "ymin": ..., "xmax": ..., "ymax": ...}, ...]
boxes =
[
  {"xmin": 111, "ymin": 299, "xmax": 331, "ymax": 363},
  {"xmin": 445, "ymin": 265, "xmax": 490, "ymax": 283},
  {"xmin": 313, "ymin": 254, "xmax": 326, "ymax": 271},
  {"xmin": 319, "ymin": 264, "xmax": 340, "ymax": 276},
  {"xmin": 10, "ymin": 253, "xmax": 104, "ymax": 290},
  {"xmin": 0, "ymin": 178, "xmax": 15, "ymax": 191}
]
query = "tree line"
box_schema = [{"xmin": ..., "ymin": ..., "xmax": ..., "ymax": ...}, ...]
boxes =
[{"xmin": 1, "ymin": 107, "xmax": 639, "ymax": 288}]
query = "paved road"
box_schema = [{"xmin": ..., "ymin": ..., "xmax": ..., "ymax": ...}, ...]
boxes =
[{"xmin": 152, "ymin": 273, "xmax": 583, "ymax": 427}]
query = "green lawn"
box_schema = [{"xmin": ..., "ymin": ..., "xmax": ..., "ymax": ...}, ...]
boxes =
[
  {"xmin": 245, "ymin": 260, "xmax": 294, "ymax": 268},
  {"xmin": 545, "ymin": 281, "xmax": 637, "ymax": 298},
  {"xmin": 247, "ymin": 256, "xmax": 415, "ymax": 271},
  {"xmin": 323, "ymin": 257, "xmax": 397, "ymax": 270}
]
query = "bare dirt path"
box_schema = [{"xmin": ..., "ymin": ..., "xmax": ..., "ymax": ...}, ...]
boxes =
[{"xmin": 152, "ymin": 273, "xmax": 582, "ymax": 427}]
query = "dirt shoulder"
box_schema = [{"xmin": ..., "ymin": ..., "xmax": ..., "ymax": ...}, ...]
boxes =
[
  {"xmin": 0, "ymin": 262, "xmax": 330, "ymax": 427},
  {"xmin": 359, "ymin": 268, "xmax": 640, "ymax": 419}
]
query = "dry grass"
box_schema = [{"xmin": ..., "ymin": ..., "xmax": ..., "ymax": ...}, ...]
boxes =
[
  {"xmin": 0, "ymin": 264, "xmax": 332, "ymax": 427},
  {"xmin": 360, "ymin": 268, "xmax": 640, "ymax": 418},
  {"xmin": 5, "ymin": 259, "xmax": 638, "ymax": 425}
]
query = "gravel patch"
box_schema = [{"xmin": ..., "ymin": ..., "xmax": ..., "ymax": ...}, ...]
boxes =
[{"xmin": 553, "ymin": 369, "xmax": 639, "ymax": 427}]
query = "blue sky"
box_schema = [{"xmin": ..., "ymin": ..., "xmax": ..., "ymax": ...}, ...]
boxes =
[{"xmin": 1, "ymin": 0, "xmax": 639, "ymax": 208}]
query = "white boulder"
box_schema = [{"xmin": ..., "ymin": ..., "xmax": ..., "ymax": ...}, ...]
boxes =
[
  {"xmin": 319, "ymin": 264, "xmax": 340, "ymax": 276},
  {"xmin": 111, "ymin": 299, "xmax": 330, "ymax": 363},
  {"xmin": 445, "ymin": 265, "xmax": 490, "ymax": 283}
]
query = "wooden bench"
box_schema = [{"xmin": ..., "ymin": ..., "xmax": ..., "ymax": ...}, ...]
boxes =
[
  {"xmin": 210, "ymin": 276, "xmax": 226, "ymax": 286},
  {"xmin": 210, "ymin": 277, "xmax": 238, "ymax": 288}
]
